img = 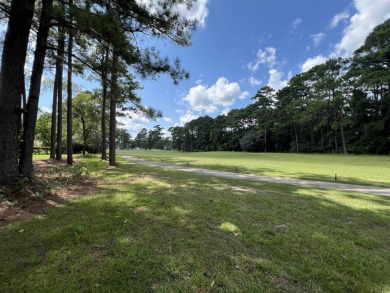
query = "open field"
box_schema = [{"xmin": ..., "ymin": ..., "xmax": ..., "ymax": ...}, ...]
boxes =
[
  {"xmin": 1, "ymin": 156, "xmax": 389, "ymax": 292},
  {"xmin": 118, "ymin": 150, "xmax": 390, "ymax": 187}
]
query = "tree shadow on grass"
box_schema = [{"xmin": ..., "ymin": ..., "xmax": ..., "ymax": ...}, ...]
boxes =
[{"xmin": 0, "ymin": 158, "xmax": 389, "ymax": 292}]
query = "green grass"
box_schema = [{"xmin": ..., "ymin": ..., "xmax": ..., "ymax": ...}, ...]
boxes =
[
  {"xmin": 1, "ymin": 156, "xmax": 389, "ymax": 292},
  {"xmin": 32, "ymin": 154, "xmax": 50, "ymax": 159},
  {"xmin": 118, "ymin": 150, "xmax": 390, "ymax": 187}
]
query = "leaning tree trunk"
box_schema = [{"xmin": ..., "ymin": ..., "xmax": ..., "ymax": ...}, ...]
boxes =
[
  {"xmin": 19, "ymin": 0, "xmax": 54, "ymax": 178},
  {"xmin": 0, "ymin": 0, "xmax": 35, "ymax": 184},
  {"xmin": 108, "ymin": 49, "xmax": 119, "ymax": 166},
  {"xmin": 66, "ymin": 0, "xmax": 74, "ymax": 165},
  {"xmin": 101, "ymin": 47, "xmax": 109, "ymax": 160},
  {"xmin": 56, "ymin": 28, "xmax": 65, "ymax": 161}
]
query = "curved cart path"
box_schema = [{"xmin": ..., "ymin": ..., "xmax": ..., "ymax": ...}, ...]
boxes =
[{"xmin": 122, "ymin": 156, "xmax": 390, "ymax": 197}]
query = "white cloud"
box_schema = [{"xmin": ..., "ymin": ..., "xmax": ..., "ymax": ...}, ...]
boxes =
[
  {"xmin": 310, "ymin": 32, "xmax": 326, "ymax": 47},
  {"xmin": 329, "ymin": 11, "xmax": 350, "ymax": 28},
  {"xmin": 247, "ymin": 47, "xmax": 277, "ymax": 72},
  {"xmin": 334, "ymin": 0, "xmax": 390, "ymax": 56},
  {"xmin": 183, "ymin": 77, "xmax": 249, "ymax": 113},
  {"xmin": 292, "ymin": 17, "xmax": 303, "ymax": 29},
  {"xmin": 267, "ymin": 69, "xmax": 289, "ymax": 90},
  {"xmin": 162, "ymin": 117, "xmax": 173, "ymax": 123},
  {"xmin": 300, "ymin": 54, "xmax": 327, "ymax": 72},
  {"xmin": 176, "ymin": 110, "xmax": 199, "ymax": 126},
  {"xmin": 136, "ymin": 0, "xmax": 209, "ymax": 28},
  {"xmin": 177, "ymin": 0, "xmax": 209, "ymax": 28},
  {"xmin": 38, "ymin": 106, "xmax": 51, "ymax": 114},
  {"xmin": 249, "ymin": 77, "xmax": 262, "ymax": 87},
  {"xmin": 117, "ymin": 110, "xmax": 151, "ymax": 137},
  {"xmin": 221, "ymin": 108, "xmax": 231, "ymax": 116}
]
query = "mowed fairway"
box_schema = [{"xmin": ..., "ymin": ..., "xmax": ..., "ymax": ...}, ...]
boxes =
[
  {"xmin": 118, "ymin": 150, "xmax": 390, "ymax": 187},
  {"xmin": 1, "ymin": 156, "xmax": 389, "ymax": 292}
]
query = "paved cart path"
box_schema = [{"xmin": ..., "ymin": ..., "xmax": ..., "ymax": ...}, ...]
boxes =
[{"xmin": 122, "ymin": 156, "xmax": 390, "ymax": 197}]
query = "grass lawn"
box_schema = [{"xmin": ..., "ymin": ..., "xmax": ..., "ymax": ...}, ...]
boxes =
[
  {"xmin": 118, "ymin": 150, "xmax": 390, "ymax": 187},
  {"xmin": 0, "ymin": 156, "xmax": 389, "ymax": 292}
]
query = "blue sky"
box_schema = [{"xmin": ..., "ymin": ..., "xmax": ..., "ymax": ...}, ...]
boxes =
[{"xmin": 3, "ymin": 0, "xmax": 390, "ymax": 138}]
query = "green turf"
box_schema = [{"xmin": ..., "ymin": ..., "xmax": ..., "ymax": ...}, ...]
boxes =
[
  {"xmin": 118, "ymin": 150, "xmax": 390, "ymax": 187},
  {"xmin": 0, "ymin": 156, "xmax": 389, "ymax": 292}
]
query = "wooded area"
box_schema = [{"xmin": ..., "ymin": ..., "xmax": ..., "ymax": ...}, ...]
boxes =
[{"xmin": 0, "ymin": 0, "xmax": 198, "ymax": 184}]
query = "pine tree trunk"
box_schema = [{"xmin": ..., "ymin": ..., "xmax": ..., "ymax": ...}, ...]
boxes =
[
  {"xmin": 66, "ymin": 0, "xmax": 74, "ymax": 165},
  {"xmin": 340, "ymin": 123, "xmax": 348, "ymax": 154},
  {"xmin": 0, "ymin": 0, "xmax": 35, "ymax": 183},
  {"xmin": 101, "ymin": 47, "xmax": 109, "ymax": 160},
  {"xmin": 294, "ymin": 124, "xmax": 299, "ymax": 153},
  {"xmin": 56, "ymin": 28, "xmax": 65, "ymax": 161},
  {"xmin": 109, "ymin": 49, "xmax": 119, "ymax": 166},
  {"xmin": 50, "ymin": 55, "xmax": 59, "ymax": 159},
  {"xmin": 19, "ymin": 0, "xmax": 54, "ymax": 178}
]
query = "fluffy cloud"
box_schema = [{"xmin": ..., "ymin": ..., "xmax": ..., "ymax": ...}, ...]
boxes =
[
  {"xmin": 177, "ymin": 110, "xmax": 199, "ymax": 126},
  {"xmin": 310, "ymin": 32, "xmax": 326, "ymax": 47},
  {"xmin": 329, "ymin": 11, "xmax": 350, "ymax": 28},
  {"xmin": 117, "ymin": 111, "xmax": 151, "ymax": 137},
  {"xmin": 334, "ymin": 0, "xmax": 390, "ymax": 56},
  {"xmin": 221, "ymin": 108, "xmax": 231, "ymax": 116},
  {"xmin": 177, "ymin": 0, "xmax": 209, "ymax": 28},
  {"xmin": 267, "ymin": 69, "xmax": 289, "ymax": 90},
  {"xmin": 183, "ymin": 77, "xmax": 249, "ymax": 113},
  {"xmin": 247, "ymin": 47, "xmax": 277, "ymax": 72},
  {"xmin": 249, "ymin": 76, "xmax": 262, "ymax": 87},
  {"xmin": 162, "ymin": 117, "xmax": 173, "ymax": 123},
  {"xmin": 136, "ymin": 0, "xmax": 209, "ymax": 28},
  {"xmin": 292, "ymin": 17, "xmax": 303, "ymax": 29},
  {"xmin": 300, "ymin": 54, "xmax": 327, "ymax": 72},
  {"xmin": 39, "ymin": 106, "xmax": 52, "ymax": 114}
]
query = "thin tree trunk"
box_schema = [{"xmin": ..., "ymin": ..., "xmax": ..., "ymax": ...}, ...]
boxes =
[
  {"xmin": 19, "ymin": 0, "xmax": 54, "ymax": 178},
  {"xmin": 66, "ymin": 0, "xmax": 74, "ymax": 165},
  {"xmin": 109, "ymin": 49, "xmax": 119, "ymax": 166},
  {"xmin": 101, "ymin": 47, "xmax": 109, "ymax": 160},
  {"xmin": 56, "ymin": 28, "xmax": 65, "ymax": 161},
  {"xmin": 334, "ymin": 128, "xmax": 338, "ymax": 154},
  {"xmin": 0, "ymin": 0, "xmax": 35, "ymax": 183},
  {"xmin": 50, "ymin": 56, "xmax": 59, "ymax": 159},
  {"xmin": 82, "ymin": 118, "xmax": 86, "ymax": 156},
  {"xmin": 340, "ymin": 123, "xmax": 348, "ymax": 155},
  {"xmin": 294, "ymin": 124, "xmax": 299, "ymax": 153}
]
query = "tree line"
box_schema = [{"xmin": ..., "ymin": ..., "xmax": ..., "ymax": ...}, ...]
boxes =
[
  {"xmin": 169, "ymin": 20, "xmax": 390, "ymax": 155},
  {"xmin": 0, "ymin": 0, "xmax": 200, "ymax": 184}
]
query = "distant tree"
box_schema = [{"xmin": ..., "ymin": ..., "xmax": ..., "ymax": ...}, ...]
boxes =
[
  {"xmin": 239, "ymin": 130, "xmax": 259, "ymax": 152},
  {"xmin": 135, "ymin": 128, "xmax": 148, "ymax": 150},
  {"xmin": 169, "ymin": 126, "xmax": 184, "ymax": 151},
  {"xmin": 116, "ymin": 128, "xmax": 131, "ymax": 150},
  {"xmin": 252, "ymin": 86, "xmax": 275, "ymax": 152},
  {"xmin": 147, "ymin": 125, "xmax": 164, "ymax": 149},
  {"xmin": 35, "ymin": 111, "xmax": 52, "ymax": 147},
  {"xmin": 72, "ymin": 92, "xmax": 100, "ymax": 156}
]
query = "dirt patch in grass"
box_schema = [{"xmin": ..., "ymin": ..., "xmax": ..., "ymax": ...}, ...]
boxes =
[{"xmin": 0, "ymin": 159, "xmax": 100, "ymax": 228}]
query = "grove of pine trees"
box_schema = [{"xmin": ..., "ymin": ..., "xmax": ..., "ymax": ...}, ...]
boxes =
[{"xmin": 0, "ymin": 0, "xmax": 200, "ymax": 184}]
